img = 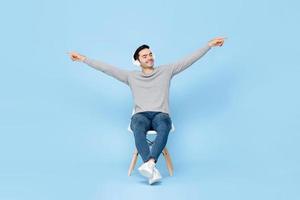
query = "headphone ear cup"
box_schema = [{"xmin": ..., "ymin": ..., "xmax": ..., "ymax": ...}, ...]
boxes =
[
  {"xmin": 132, "ymin": 58, "xmax": 141, "ymax": 66},
  {"xmin": 135, "ymin": 60, "xmax": 141, "ymax": 66}
]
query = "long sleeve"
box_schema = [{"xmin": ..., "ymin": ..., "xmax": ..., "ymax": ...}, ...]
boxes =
[
  {"xmin": 83, "ymin": 57, "xmax": 130, "ymax": 85},
  {"xmin": 164, "ymin": 44, "xmax": 211, "ymax": 77}
]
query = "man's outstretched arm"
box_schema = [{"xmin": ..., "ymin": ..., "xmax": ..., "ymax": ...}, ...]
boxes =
[
  {"xmin": 68, "ymin": 52, "xmax": 130, "ymax": 85},
  {"xmin": 164, "ymin": 37, "xmax": 226, "ymax": 77}
]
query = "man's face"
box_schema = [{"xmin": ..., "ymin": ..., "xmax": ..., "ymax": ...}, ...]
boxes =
[{"xmin": 138, "ymin": 48, "xmax": 154, "ymax": 68}]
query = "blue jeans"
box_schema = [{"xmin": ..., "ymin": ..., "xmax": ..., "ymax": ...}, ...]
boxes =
[{"xmin": 130, "ymin": 111, "xmax": 172, "ymax": 163}]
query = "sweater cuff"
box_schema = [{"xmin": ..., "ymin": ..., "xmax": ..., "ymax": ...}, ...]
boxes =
[
  {"xmin": 83, "ymin": 57, "xmax": 90, "ymax": 63},
  {"xmin": 206, "ymin": 43, "xmax": 212, "ymax": 50}
]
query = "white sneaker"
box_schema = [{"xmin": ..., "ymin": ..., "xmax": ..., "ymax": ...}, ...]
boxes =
[
  {"xmin": 138, "ymin": 161, "xmax": 155, "ymax": 178},
  {"xmin": 148, "ymin": 167, "xmax": 162, "ymax": 185}
]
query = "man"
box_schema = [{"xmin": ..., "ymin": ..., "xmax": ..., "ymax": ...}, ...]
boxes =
[{"xmin": 68, "ymin": 37, "xmax": 225, "ymax": 184}]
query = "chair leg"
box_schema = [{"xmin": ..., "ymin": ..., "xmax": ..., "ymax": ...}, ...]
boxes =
[
  {"xmin": 128, "ymin": 148, "xmax": 139, "ymax": 176},
  {"xmin": 162, "ymin": 147, "xmax": 174, "ymax": 176}
]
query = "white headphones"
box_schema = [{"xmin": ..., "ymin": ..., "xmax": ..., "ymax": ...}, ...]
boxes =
[
  {"xmin": 132, "ymin": 53, "xmax": 156, "ymax": 67},
  {"xmin": 132, "ymin": 58, "xmax": 141, "ymax": 66}
]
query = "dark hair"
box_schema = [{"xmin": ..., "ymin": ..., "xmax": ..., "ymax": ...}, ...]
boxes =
[{"xmin": 133, "ymin": 44, "xmax": 150, "ymax": 61}]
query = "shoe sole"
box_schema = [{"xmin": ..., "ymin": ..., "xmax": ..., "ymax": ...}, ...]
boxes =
[{"xmin": 149, "ymin": 177, "xmax": 162, "ymax": 185}]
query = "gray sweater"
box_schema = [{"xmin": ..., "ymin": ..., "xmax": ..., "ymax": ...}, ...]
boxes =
[{"xmin": 83, "ymin": 44, "xmax": 211, "ymax": 115}]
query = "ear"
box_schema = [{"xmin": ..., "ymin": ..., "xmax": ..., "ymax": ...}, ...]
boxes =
[
  {"xmin": 152, "ymin": 53, "xmax": 156, "ymax": 60},
  {"xmin": 132, "ymin": 57, "xmax": 141, "ymax": 66}
]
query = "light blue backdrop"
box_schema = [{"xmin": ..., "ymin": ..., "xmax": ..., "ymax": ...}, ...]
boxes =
[{"xmin": 1, "ymin": 0, "xmax": 299, "ymax": 199}]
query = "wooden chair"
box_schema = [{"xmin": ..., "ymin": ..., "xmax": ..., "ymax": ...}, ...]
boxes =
[{"xmin": 127, "ymin": 110, "xmax": 175, "ymax": 176}]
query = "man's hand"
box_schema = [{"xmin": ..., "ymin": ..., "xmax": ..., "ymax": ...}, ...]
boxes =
[
  {"xmin": 68, "ymin": 51, "xmax": 86, "ymax": 62},
  {"xmin": 208, "ymin": 37, "xmax": 226, "ymax": 47}
]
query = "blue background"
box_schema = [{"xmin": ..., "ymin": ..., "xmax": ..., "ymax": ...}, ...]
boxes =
[{"xmin": 1, "ymin": 0, "xmax": 299, "ymax": 199}]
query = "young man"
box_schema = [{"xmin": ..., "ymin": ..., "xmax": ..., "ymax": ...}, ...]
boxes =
[{"xmin": 68, "ymin": 37, "xmax": 225, "ymax": 184}]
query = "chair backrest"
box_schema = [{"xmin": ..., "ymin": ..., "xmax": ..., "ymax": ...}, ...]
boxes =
[{"xmin": 128, "ymin": 109, "xmax": 175, "ymax": 134}]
